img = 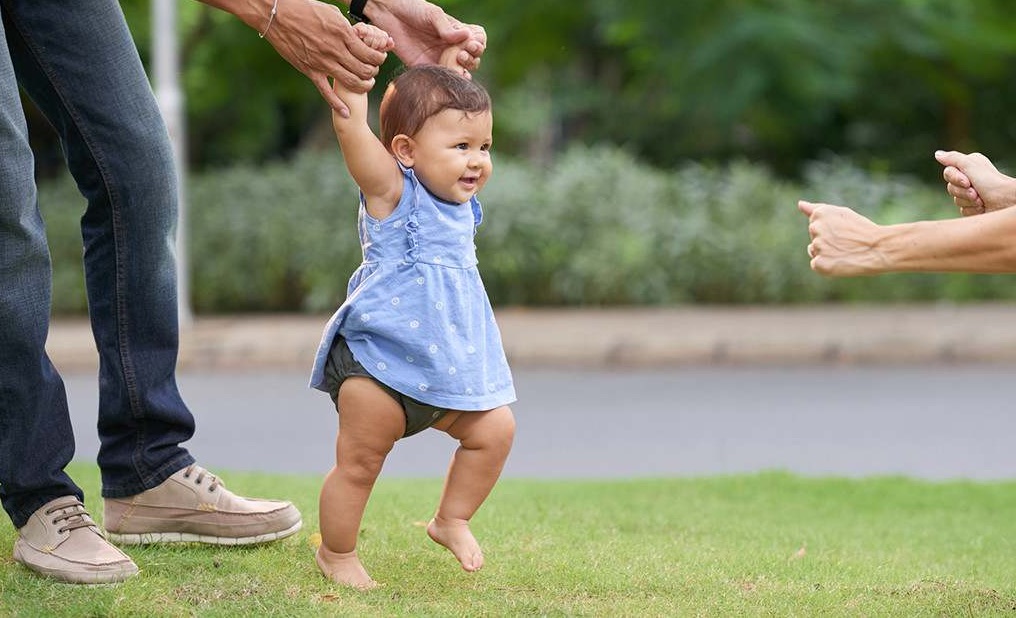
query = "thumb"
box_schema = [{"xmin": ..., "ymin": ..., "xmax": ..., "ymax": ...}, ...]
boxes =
[
  {"xmin": 935, "ymin": 149, "xmax": 964, "ymax": 169},
  {"xmin": 797, "ymin": 200, "xmax": 817, "ymax": 217},
  {"xmin": 437, "ymin": 19, "xmax": 472, "ymax": 46}
]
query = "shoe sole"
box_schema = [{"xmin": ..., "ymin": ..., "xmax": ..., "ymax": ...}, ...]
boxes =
[
  {"xmin": 13, "ymin": 550, "xmax": 139, "ymax": 585},
  {"xmin": 16, "ymin": 565, "xmax": 139, "ymax": 585},
  {"xmin": 106, "ymin": 520, "xmax": 302, "ymax": 546}
]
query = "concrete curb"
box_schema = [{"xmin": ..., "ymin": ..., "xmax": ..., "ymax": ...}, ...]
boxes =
[{"xmin": 46, "ymin": 304, "xmax": 1016, "ymax": 373}]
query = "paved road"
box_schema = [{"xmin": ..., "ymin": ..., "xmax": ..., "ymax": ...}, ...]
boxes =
[{"xmin": 62, "ymin": 364, "xmax": 1016, "ymax": 481}]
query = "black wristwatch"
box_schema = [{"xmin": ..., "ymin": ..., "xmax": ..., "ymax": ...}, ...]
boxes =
[{"xmin": 349, "ymin": 0, "xmax": 370, "ymax": 24}]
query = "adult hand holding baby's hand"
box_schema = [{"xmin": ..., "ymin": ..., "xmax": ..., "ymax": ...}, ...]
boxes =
[
  {"xmin": 327, "ymin": 23, "xmax": 393, "ymax": 120},
  {"xmin": 253, "ymin": 0, "xmax": 393, "ymax": 116},
  {"xmin": 352, "ymin": 22, "xmax": 394, "ymax": 52},
  {"xmin": 366, "ymin": 0, "xmax": 485, "ymax": 78}
]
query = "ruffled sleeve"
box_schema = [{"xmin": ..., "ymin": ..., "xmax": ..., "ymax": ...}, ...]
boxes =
[{"xmin": 470, "ymin": 196, "xmax": 483, "ymax": 231}]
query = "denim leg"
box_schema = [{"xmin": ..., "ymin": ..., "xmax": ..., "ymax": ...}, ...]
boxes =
[
  {"xmin": 2, "ymin": 0, "xmax": 195, "ymax": 501},
  {"xmin": 0, "ymin": 13, "xmax": 83, "ymax": 529}
]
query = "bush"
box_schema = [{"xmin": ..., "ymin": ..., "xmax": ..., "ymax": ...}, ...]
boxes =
[{"xmin": 37, "ymin": 146, "xmax": 1016, "ymax": 315}]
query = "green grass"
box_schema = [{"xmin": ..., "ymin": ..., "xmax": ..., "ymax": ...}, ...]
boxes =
[{"xmin": 2, "ymin": 463, "xmax": 1014, "ymax": 616}]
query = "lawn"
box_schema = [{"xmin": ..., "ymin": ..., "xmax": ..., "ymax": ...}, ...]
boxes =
[{"xmin": 1, "ymin": 463, "xmax": 1014, "ymax": 616}]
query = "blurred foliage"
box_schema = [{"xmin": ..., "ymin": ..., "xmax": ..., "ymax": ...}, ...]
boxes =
[
  {"xmin": 24, "ymin": 0, "xmax": 1016, "ymax": 178},
  {"xmin": 40, "ymin": 146, "xmax": 1016, "ymax": 314},
  {"xmin": 31, "ymin": 2, "xmax": 1016, "ymax": 314}
]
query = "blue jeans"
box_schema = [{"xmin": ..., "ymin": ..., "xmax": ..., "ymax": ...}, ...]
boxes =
[{"xmin": 0, "ymin": 0, "xmax": 195, "ymax": 529}]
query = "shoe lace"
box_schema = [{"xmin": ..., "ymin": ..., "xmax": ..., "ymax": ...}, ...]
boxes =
[
  {"xmin": 45, "ymin": 500, "xmax": 95, "ymax": 535},
  {"xmin": 182, "ymin": 464, "xmax": 221, "ymax": 492}
]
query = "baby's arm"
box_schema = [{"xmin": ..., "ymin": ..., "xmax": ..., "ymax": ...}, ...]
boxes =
[
  {"xmin": 332, "ymin": 23, "xmax": 404, "ymax": 219},
  {"xmin": 439, "ymin": 45, "xmax": 469, "ymax": 77}
]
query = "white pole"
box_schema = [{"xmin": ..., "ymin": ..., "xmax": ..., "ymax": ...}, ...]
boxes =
[{"xmin": 152, "ymin": 0, "xmax": 192, "ymax": 327}]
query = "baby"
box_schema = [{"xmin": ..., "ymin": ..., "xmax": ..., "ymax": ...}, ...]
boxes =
[{"xmin": 309, "ymin": 23, "xmax": 516, "ymax": 589}]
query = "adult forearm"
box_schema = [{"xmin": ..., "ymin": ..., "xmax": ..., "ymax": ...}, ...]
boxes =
[
  {"xmin": 196, "ymin": 0, "xmax": 360, "ymax": 37},
  {"xmin": 878, "ymin": 209, "xmax": 1016, "ymax": 274},
  {"xmin": 198, "ymin": 0, "xmax": 273, "ymax": 30},
  {"xmin": 196, "ymin": 0, "xmax": 389, "ymax": 113}
]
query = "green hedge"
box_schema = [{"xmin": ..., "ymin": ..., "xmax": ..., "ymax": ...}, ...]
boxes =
[{"xmin": 38, "ymin": 146, "xmax": 1015, "ymax": 315}]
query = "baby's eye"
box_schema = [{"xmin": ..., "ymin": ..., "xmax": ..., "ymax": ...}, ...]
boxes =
[
  {"xmin": 455, "ymin": 143, "xmax": 469, "ymax": 150},
  {"xmin": 481, "ymin": 143, "xmax": 492, "ymax": 152}
]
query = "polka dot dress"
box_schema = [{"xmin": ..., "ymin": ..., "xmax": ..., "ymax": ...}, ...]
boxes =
[{"xmin": 311, "ymin": 165, "xmax": 515, "ymax": 411}]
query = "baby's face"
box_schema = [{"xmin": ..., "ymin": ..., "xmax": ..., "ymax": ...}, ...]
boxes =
[{"xmin": 409, "ymin": 109, "xmax": 493, "ymax": 204}]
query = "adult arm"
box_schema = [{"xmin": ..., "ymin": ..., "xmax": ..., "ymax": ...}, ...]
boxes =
[
  {"xmin": 198, "ymin": 0, "xmax": 485, "ymax": 113},
  {"xmin": 355, "ymin": 0, "xmax": 486, "ymax": 76},
  {"xmin": 199, "ymin": 0, "xmax": 391, "ymax": 115},
  {"xmin": 798, "ymin": 200, "xmax": 1016, "ymax": 276}
]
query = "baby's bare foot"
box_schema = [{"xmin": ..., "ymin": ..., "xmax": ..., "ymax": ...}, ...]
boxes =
[
  {"xmin": 315, "ymin": 545, "xmax": 377, "ymax": 590},
  {"xmin": 426, "ymin": 516, "xmax": 484, "ymax": 572}
]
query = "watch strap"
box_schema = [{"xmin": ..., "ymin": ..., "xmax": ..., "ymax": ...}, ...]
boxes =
[{"xmin": 349, "ymin": 0, "xmax": 370, "ymax": 24}]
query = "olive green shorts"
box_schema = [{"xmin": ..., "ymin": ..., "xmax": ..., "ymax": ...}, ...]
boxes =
[{"xmin": 321, "ymin": 337, "xmax": 449, "ymax": 438}]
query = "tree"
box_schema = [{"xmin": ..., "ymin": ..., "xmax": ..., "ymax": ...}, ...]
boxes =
[{"xmin": 28, "ymin": 0, "xmax": 1016, "ymax": 179}]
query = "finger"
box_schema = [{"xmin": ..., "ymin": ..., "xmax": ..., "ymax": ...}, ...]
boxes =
[
  {"xmin": 946, "ymin": 181, "xmax": 980, "ymax": 203},
  {"xmin": 934, "ymin": 149, "xmax": 965, "ymax": 168},
  {"xmin": 438, "ymin": 17, "xmax": 474, "ymax": 47},
  {"xmin": 959, "ymin": 203, "xmax": 985, "ymax": 217},
  {"xmin": 470, "ymin": 24, "xmax": 488, "ymax": 47},
  {"xmin": 941, "ymin": 165, "xmax": 971, "ymax": 189},
  {"xmin": 811, "ymin": 256, "xmax": 832, "ymax": 276},
  {"xmin": 956, "ymin": 201, "xmax": 983, "ymax": 214},
  {"xmin": 316, "ymin": 72, "xmax": 374, "ymax": 116},
  {"xmin": 352, "ymin": 22, "xmax": 394, "ymax": 51},
  {"xmin": 329, "ymin": 57, "xmax": 377, "ymax": 95},
  {"xmin": 953, "ymin": 190, "xmax": 985, "ymax": 211},
  {"xmin": 338, "ymin": 33, "xmax": 387, "ymax": 80},
  {"xmin": 461, "ymin": 25, "xmax": 487, "ymax": 55},
  {"xmin": 457, "ymin": 49, "xmax": 481, "ymax": 72},
  {"xmin": 313, "ymin": 74, "xmax": 350, "ymax": 116},
  {"xmin": 797, "ymin": 200, "xmax": 816, "ymax": 217},
  {"xmin": 948, "ymin": 185, "xmax": 985, "ymax": 210}
]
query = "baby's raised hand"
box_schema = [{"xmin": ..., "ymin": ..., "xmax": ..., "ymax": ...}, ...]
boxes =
[
  {"xmin": 352, "ymin": 22, "xmax": 395, "ymax": 53},
  {"xmin": 439, "ymin": 45, "xmax": 470, "ymax": 78},
  {"xmin": 331, "ymin": 24, "xmax": 392, "ymax": 118}
]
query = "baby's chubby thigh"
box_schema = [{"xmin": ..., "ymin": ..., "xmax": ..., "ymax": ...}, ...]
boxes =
[{"xmin": 336, "ymin": 377, "xmax": 407, "ymax": 470}]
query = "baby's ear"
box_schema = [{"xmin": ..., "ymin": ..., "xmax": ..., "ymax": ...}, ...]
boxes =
[{"xmin": 391, "ymin": 135, "xmax": 415, "ymax": 167}]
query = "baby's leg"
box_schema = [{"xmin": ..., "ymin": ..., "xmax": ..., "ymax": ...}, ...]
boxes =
[
  {"xmin": 429, "ymin": 405, "xmax": 515, "ymax": 572},
  {"xmin": 318, "ymin": 377, "xmax": 405, "ymax": 589}
]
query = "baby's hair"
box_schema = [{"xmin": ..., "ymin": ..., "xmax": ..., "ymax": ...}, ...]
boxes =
[{"xmin": 379, "ymin": 65, "xmax": 491, "ymax": 152}]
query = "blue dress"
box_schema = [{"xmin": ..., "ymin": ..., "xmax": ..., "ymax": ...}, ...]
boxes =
[{"xmin": 310, "ymin": 165, "xmax": 516, "ymax": 411}]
